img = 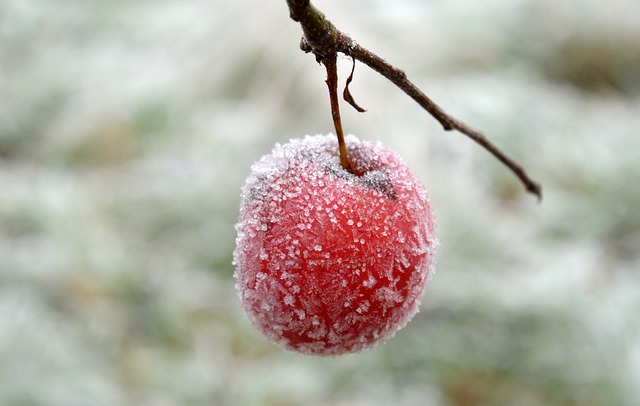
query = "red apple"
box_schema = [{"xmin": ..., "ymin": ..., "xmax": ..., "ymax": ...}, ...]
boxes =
[{"xmin": 234, "ymin": 134, "xmax": 437, "ymax": 355}]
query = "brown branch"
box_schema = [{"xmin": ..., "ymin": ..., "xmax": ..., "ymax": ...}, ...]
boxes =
[
  {"xmin": 347, "ymin": 42, "xmax": 542, "ymax": 199},
  {"xmin": 286, "ymin": 0, "xmax": 542, "ymax": 199}
]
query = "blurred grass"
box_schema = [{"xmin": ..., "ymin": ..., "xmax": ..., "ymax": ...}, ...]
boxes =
[{"xmin": 1, "ymin": 0, "xmax": 640, "ymax": 405}]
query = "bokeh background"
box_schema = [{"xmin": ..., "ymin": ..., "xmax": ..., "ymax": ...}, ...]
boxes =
[{"xmin": 1, "ymin": 0, "xmax": 639, "ymax": 405}]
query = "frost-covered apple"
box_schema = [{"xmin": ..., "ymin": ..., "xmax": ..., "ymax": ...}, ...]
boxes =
[{"xmin": 233, "ymin": 134, "xmax": 437, "ymax": 356}]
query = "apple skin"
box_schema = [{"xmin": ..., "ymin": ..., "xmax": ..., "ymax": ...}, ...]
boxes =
[{"xmin": 234, "ymin": 134, "xmax": 437, "ymax": 356}]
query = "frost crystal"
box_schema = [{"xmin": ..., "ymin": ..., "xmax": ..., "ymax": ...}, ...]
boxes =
[{"xmin": 233, "ymin": 134, "xmax": 437, "ymax": 356}]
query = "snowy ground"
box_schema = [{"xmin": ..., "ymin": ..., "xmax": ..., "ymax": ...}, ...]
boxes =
[{"xmin": 1, "ymin": 0, "xmax": 639, "ymax": 405}]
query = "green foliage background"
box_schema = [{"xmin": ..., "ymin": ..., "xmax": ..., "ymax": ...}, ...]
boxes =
[{"xmin": 1, "ymin": 0, "xmax": 639, "ymax": 405}]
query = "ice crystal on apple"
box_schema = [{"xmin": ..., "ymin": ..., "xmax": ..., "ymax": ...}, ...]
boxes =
[{"xmin": 234, "ymin": 134, "xmax": 437, "ymax": 356}]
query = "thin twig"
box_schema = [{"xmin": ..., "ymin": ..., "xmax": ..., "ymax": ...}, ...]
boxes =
[
  {"xmin": 347, "ymin": 42, "xmax": 542, "ymax": 199},
  {"xmin": 286, "ymin": 0, "xmax": 542, "ymax": 199}
]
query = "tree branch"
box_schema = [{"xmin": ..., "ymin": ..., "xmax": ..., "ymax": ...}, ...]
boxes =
[{"xmin": 286, "ymin": 0, "xmax": 542, "ymax": 199}]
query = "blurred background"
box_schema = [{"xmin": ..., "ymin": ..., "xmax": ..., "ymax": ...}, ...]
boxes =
[{"xmin": 1, "ymin": 0, "xmax": 639, "ymax": 405}]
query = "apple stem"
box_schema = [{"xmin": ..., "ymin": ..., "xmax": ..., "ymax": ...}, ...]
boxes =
[{"xmin": 323, "ymin": 55, "xmax": 354, "ymax": 174}]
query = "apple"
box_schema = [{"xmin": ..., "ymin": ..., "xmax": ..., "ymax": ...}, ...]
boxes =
[{"xmin": 233, "ymin": 134, "xmax": 437, "ymax": 355}]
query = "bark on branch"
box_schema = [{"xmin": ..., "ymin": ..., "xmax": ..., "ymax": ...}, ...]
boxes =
[{"xmin": 285, "ymin": 0, "xmax": 542, "ymax": 199}]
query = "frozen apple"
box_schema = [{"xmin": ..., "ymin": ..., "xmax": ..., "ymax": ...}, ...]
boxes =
[{"xmin": 233, "ymin": 134, "xmax": 437, "ymax": 356}]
